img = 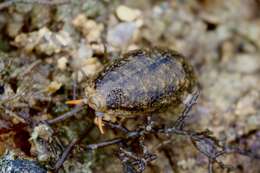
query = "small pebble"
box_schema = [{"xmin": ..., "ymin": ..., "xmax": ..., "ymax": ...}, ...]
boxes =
[
  {"xmin": 30, "ymin": 5, "xmax": 51, "ymax": 29},
  {"xmin": 90, "ymin": 42, "xmax": 105, "ymax": 55},
  {"xmin": 72, "ymin": 14, "xmax": 87, "ymax": 28},
  {"xmin": 107, "ymin": 22, "xmax": 138, "ymax": 49},
  {"xmin": 14, "ymin": 27, "xmax": 72, "ymax": 55},
  {"xmin": 77, "ymin": 42, "xmax": 93, "ymax": 60},
  {"xmin": 46, "ymin": 81, "xmax": 62, "ymax": 94},
  {"xmin": 71, "ymin": 42, "xmax": 93, "ymax": 70},
  {"xmin": 72, "ymin": 14, "xmax": 104, "ymax": 42},
  {"xmin": 6, "ymin": 12, "xmax": 24, "ymax": 38},
  {"xmin": 75, "ymin": 57, "xmax": 103, "ymax": 82},
  {"xmin": 116, "ymin": 5, "xmax": 141, "ymax": 22},
  {"xmin": 57, "ymin": 57, "xmax": 68, "ymax": 70}
]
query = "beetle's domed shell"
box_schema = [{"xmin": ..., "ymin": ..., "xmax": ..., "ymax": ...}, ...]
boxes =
[{"xmin": 92, "ymin": 48, "xmax": 196, "ymax": 114}]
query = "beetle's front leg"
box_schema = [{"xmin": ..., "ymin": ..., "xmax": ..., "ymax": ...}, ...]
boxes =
[
  {"xmin": 174, "ymin": 89, "xmax": 200, "ymax": 129},
  {"xmin": 94, "ymin": 112, "xmax": 112, "ymax": 134}
]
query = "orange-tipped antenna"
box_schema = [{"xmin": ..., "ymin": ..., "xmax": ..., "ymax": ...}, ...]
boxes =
[
  {"xmin": 66, "ymin": 99, "xmax": 84, "ymax": 105},
  {"xmin": 94, "ymin": 117, "xmax": 104, "ymax": 134}
]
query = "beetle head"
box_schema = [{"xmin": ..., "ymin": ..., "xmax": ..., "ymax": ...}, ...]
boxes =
[
  {"xmin": 88, "ymin": 94, "xmax": 106, "ymax": 111},
  {"xmin": 86, "ymin": 86, "xmax": 106, "ymax": 112}
]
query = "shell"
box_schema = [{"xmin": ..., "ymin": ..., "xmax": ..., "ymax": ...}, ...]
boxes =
[{"xmin": 86, "ymin": 48, "xmax": 196, "ymax": 116}]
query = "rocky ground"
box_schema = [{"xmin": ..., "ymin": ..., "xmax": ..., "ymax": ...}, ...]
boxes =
[{"xmin": 0, "ymin": 0, "xmax": 259, "ymax": 173}]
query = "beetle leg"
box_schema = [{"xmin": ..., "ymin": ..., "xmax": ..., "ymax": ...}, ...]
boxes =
[
  {"xmin": 94, "ymin": 114, "xmax": 105, "ymax": 134},
  {"xmin": 174, "ymin": 89, "xmax": 200, "ymax": 129},
  {"xmin": 54, "ymin": 102, "xmax": 105, "ymax": 135},
  {"xmin": 208, "ymin": 159, "xmax": 213, "ymax": 173},
  {"xmin": 94, "ymin": 116, "xmax": 104, "ymax": 134}
]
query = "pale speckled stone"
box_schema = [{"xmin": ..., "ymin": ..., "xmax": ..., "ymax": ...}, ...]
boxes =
[
  {"xmin": 57, "ymin": 57, "xmax": 68, "ymax": 70},
  {"xmin": 116, "ymin": 5, "xmax": 141, "ymax": 22},
  {"xmin": 74, "ymin": 57, "xmax": 103, "ymax": 82},
  {"xmin": 71, "ymin": 42, "xmax": 93, "ymax": 70},
  {"xmin": 107, "ymin": 22, "xmax": 139, "ymax": 49}
]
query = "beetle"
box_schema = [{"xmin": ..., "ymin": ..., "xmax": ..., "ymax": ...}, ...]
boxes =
[
  {"xmin": 50, "ymin": 48, "xmax": 259, "ymax": 173},
  {"xmin": 66, "ymin": 47, "xmax": 197, "ymax": 134}
]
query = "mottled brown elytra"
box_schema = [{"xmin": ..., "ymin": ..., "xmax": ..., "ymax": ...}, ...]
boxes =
[{"xmin": 66, "ymin": 48, "xmax": 197, "ymax": 133}]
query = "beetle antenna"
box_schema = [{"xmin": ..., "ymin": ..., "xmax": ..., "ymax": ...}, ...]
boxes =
[{"xmin": 65, "ymin": 96, "xmax": 88, "ymax": 105}]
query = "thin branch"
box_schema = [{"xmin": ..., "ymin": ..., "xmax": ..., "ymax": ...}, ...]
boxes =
[
  {"xmin": 86, "ymin": 138, "xmax": 123, "ymax": 150},
  {"xmin": 53, "ymin": 138, "xmax": 78, "ymax": 172},
  {"xmin": 46, "ymin": 104, "xmax": 84, "ymax": 124}
]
